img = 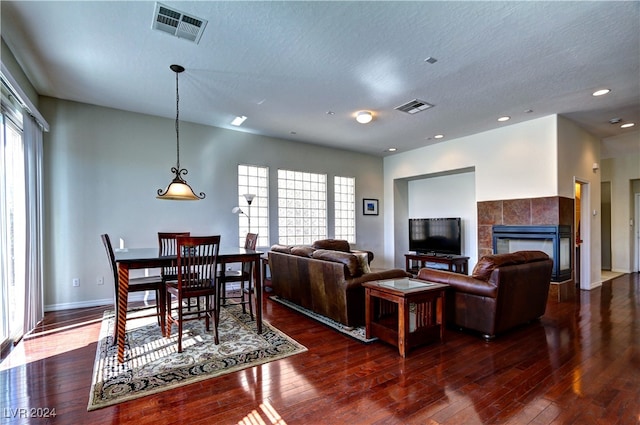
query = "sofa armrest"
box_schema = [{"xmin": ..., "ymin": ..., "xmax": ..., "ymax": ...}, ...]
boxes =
[
  {"xmin": 348, "ymin": 268, "xmax": 411, "ymax": 286},
  {"xmin": 416, "ymin": 268, "xmax": 497, "ymax": 298}
]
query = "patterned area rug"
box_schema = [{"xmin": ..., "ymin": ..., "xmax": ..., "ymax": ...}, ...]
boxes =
[
  {"xmin": 88, "ymin": 305, "xmax": 306, "ymax": 411},
  {"xmin": 270, "ymin": 295, "xmax": 377, "ymax": 343}
]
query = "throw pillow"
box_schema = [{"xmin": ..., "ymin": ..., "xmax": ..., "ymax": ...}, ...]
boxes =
[
  {"xmin": 354, "ymin": 252, "xmax": 371, "ymax": 275},
  {"xmin": 312, "ymin": 249, "xmax": 360, "ymax": 278},
  {"xmin": 270, "ymin": 244, "xmax": 292, "ymax": 254},
  {"xmin": 312, "ymin": 239, "xmax": 351, "ymax": 252},
  {"xmin": 291, "ymin": 246, "xmax": 315, "ymax": 257}
]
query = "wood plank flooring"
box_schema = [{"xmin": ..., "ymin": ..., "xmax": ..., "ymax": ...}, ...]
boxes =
[{"xmin": 1, "ymin": 273, "xmax": 639, "ymax": 424}]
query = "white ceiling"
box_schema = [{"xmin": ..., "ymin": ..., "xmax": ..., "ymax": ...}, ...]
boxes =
[{"xmin": 2, "ymin": 1, "xmax": 639, "ymax": 157}]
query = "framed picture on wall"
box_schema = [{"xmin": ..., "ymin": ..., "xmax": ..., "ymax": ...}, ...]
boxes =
[{"xmin": 363, "ymin": 198, "xmax": 379, "ymax": 215}]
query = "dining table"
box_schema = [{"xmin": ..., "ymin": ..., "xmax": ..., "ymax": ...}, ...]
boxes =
[{"xmin": 113, "ymin": 246, "xmax": 263, "ymax": 363}]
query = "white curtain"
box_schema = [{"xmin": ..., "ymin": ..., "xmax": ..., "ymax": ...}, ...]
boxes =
[{"xmin": 22, "ymin": 114, "xmax": 44, "ymax": 334}]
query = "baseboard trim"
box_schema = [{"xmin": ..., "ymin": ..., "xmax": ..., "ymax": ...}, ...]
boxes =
[
  {"xmin": 44, "ymin": 285, "xmax": 243, "ymax": 312},
  {"xmin": 44, "ymin": 291, "xmax": 160, "ymax": 312},
  {"xmin": 45, "ymin": 298, "xmax": 114, "ymax": 312}
]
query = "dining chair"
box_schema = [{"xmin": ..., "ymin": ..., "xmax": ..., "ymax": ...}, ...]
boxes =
[
  {"xmin": 217, "ymin": 233, "xmax": 258, "ymax": 319},
  {"xmin": 165, "ymin": 235, "xmax": 221, "ymax": 351},
  {"xmin": 158, "ymin": 232, "xmax": 194, "ymax": 313},
  {"xmin": 158, "ymin": 232, "xmax": 191, "ymax": 280},
  {"xmin": 101, "ymin": 233, "xmax": 165, "ymax": 326}
]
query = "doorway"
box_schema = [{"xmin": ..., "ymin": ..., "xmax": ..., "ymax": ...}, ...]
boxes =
[
  {"xmin": 635, "ymin": 192, "xmax": 640, "ymax": 272},
  {"xmin": 601, "ymin": 182, "xmax": 612, "ymax": 270},
  {"xmin": 575, "ymin": 179, "xmax": 591, "ymax": 290}
]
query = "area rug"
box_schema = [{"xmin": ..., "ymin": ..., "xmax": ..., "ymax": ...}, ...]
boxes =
[
  {"xmin": 269, "ymin": 295, "xmax": 377, "ymax": 343},
  {"xmin": 88, "ymin": 305, "xmax": 307, "ymax": 411}
]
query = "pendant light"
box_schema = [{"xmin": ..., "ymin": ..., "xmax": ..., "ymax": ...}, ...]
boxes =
[{"xmin": 157, "ymin": 64, "xmax": 206, "ymax": 200}]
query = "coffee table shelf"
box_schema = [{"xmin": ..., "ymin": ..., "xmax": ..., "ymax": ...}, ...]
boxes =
[{"xmin": 363, "ymin": 278, "xmax": 448, "ymax": 357}]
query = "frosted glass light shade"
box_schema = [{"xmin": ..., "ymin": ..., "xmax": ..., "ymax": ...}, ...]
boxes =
[
  {"xmin": 356, "ymin": 111, "xmax": 373, "ymax": 124},
  {"xmin": 243, "ymin": 193, "xmax": 256, "ymax": 205},
  {"xmin": 157, "ymin": 175, "xmax": 204, "ymax": 200}
]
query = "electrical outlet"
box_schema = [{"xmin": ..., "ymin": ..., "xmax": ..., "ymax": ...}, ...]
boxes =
[
  {"xmin": 97, "ymin": 276, "xmax": 104, "ymax": 285},
  {"xmin": 72, "ymin": 278, "xmax": 80, "ymax": 287}
]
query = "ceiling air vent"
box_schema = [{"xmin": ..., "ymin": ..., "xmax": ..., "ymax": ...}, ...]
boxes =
[
  {"xmin": 152, "ymin": 2, "xmax": 208, "ymax": 44},
  {"xmin": 395, "ymin": 99, "xmax": 434, "ymax": 115}
]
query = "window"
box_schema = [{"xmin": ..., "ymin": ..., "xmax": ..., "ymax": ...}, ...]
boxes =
[
  {"xmin": 334, "ymin": 176, "xmax": 355, "ymax": 243},
  {"xmin": 277, "ymin": 169, "xmax": 327, "ymax": 245},
  {"xmin": 237, "ymin": 165, "xmax": 269, "ymax": 248}
]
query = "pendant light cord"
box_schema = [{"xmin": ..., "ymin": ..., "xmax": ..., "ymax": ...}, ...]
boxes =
[{"xmin": 175, "ymin": 69, "xmax": 180, "ymax": 170}]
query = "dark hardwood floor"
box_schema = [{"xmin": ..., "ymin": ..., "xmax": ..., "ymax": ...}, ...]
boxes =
[{"xmin": 2, "ymin": 273, "xmax": 639, "ymax": 424}]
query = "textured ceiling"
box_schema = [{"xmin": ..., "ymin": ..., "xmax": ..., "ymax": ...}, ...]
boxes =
[{"xmin": 2, "ymin": 1, "xmax": 639, "ymax": 157}]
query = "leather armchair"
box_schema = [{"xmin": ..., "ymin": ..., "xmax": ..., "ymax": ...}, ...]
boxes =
[{"xmin": 416, "ymin": 251, "xmax": 553, "ymax": 339}]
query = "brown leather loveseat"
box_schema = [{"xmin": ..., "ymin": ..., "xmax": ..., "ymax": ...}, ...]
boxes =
[
  {"xmin": 269, "ymin": 239, "xmax": 410, "ymax": 327},
  {"xmin": 416, "ymin": 251, "xmax": 553, "ymax": 339}
]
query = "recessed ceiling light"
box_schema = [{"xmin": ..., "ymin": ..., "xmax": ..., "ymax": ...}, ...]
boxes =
[
  {"xmin": 356, "ymin": 110, "xmax": 373, "ymax": 124},
  {"xmin": 231, "ymin": 116, "xmax": 247, "ymax": 126},
  {"xmin": 434, "ymin": 134, "xmax": 444, "ymax": 139},
  {"xmin": 498, "ymin": 116, "xmax": 510, "ymax": 122},
  {"xmin": 524, "ymin": 109, "xmax": 533, "ymax": 113},
  {"xmin": 621, "ymin": 122, "xmax": 635, "ymax": 128},
  {"xmin": 592, "ymin": 89, "xmax": 611, "ymax": 96},
  {"xmin": 387, "ymin": 147, "xmax": 397, "ymax": 152},
  {"xmin": 326, "ymin": 111, "xmax": 335, "ymax": 115}
]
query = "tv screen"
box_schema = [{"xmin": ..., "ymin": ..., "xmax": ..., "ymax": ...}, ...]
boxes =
[{"xmin": 409, "ymin": 217, "xmax": 462, "ymax": 255}]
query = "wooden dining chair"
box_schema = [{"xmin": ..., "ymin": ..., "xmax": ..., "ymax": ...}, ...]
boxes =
[
  {"xmin": 158, "ymin": 232, "xmax": 191, "ymax": 281},
  {"xmin": 217, "ymin": 233, "xmax": 258, "ymax": 319},
  {"xmin": 101, "ymin": 234, "xmax": 165, "ymax": 326},
  {"xmin": 165, "ymin": 235, "xmax": 221, "ymax": 351}
]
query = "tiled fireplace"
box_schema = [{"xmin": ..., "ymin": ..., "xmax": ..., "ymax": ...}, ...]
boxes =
[
  {"xmin": 477, "ymin": 196, "xmax": 575, "ymax": 299},
  {"xmin": 492, "ymin": 225, "xmax": 572, "ymax": 281}
]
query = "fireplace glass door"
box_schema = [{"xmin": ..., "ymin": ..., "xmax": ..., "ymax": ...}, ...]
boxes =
[{"xmin": 492, "ymin": 225, "xmax": 571, "ymax": 282}]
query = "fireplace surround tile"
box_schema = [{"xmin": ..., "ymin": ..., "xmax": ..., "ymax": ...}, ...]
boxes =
[
  {"xmin": 478, "ymin": 224, "xmax": 493, "ymax": 250},
  {"xmin": 478, "ymin": 201, "xmax": 503, "ymax": 225},
  {"xmin": 503, "ymin": 199, "xmax": 532, "ymax": 224},
  {"xmin": 532, "ymin": 197, "xmax": 559, "ymax": 224}
]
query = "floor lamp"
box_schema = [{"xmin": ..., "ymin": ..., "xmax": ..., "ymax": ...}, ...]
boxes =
[{"xmin": 232, "ymin": 193, "xmax": 256, "ymax": 234}]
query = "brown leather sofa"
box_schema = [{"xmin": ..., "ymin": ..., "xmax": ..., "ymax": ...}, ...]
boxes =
[
  {"xmin": 416, "ymin": 251, "xmax": 553, "ymax": 339},
  {"xmin": 269, "ymin": 239, "xmax": 410, "ymax": 327}
]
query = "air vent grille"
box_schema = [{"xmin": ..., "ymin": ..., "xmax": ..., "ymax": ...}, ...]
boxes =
[
  {"xmin": 395, "ymin": 99, "xmax": 434, "ymax": 114},
  {"xmin": 152, "ymin": 3, "xmax": 207, "ymax": 44}
]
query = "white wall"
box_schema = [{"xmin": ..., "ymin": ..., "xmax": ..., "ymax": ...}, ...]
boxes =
[
  {"xmin": 1, "ymin": 38, "xmax": 38, "ymax": 108},
  {"xmin": 557, "ymin": 116, "xmax": 602, "ymax": 288},
  {"xmin": 407, "ymin": 171, "xmax": 477, "ymax": 268},
  {"xmin": 384, "ymin": 116, "xmax": 558, "ymax": 269},
  {"xmin": 601, "ymin": 130, "xmax": 640, "ymax": 273},
  {"xmin": 41, "ymin": 97, "xmax": 386, "ymax": 310}
]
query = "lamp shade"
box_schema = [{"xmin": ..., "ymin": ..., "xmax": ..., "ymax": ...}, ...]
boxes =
[
  {"xmin": 243, "ymin": 193, "xmax": 256, "ymax": 205},
  {"xmin": 157, "ymin": 174, "xmax": 203, "ymax": 201}
]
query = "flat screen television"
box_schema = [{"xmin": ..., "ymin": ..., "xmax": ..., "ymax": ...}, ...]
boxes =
[{"xmin": 409, "ymin": 217, "xmax": 462, "ymax": 255}]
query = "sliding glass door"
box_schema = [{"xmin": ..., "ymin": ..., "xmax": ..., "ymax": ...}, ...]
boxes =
[{"xmin": 0, "ymin": 100, "xmax": 26, "ymax": 350}]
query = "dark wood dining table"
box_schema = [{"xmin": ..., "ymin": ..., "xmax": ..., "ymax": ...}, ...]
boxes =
[{"xmin": 113, "ymin": 247, "xmax": 263, "ymax": 363}]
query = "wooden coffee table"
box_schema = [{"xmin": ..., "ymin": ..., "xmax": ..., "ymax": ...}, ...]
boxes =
[{"xmin": 363, "ymin": 278, "xmax": 448, "ymax": 357}]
